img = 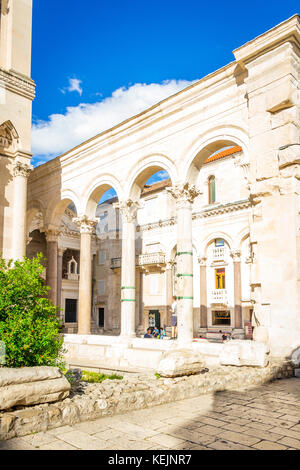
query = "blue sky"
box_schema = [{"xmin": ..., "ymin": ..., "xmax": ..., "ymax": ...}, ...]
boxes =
[{"xmin": 31, "ymin": 0, "xmax": 299, "ymax": 175}]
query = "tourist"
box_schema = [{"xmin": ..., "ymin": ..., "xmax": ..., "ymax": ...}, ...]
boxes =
[
  {"xmin": 152, "ymin": 326, "xmax": 159, "ymax": 338},
  {"xmin": 171, "ymin": 296, "xmax": 178, "ymax": 339},
  {"xmin": 159, "ymin": 327, "xmax": 166, "ymax": 339},
  {"xmin": 219, "ymin": 330, "xmax": 227, "ymax": 342},
  {"xmin": 144, "ymin": 328, "xmax": 153, "ymax": 338}
]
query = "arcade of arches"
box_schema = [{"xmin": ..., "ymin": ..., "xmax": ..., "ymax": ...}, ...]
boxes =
[{"xmin": 1, "ymin": 4, "xmax": 300, "ymax": 362}]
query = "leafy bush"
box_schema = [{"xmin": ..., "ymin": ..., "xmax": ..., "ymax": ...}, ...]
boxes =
[{"xmin": 0, "ymin": 254, "xmax": 64, "ymax": 368}]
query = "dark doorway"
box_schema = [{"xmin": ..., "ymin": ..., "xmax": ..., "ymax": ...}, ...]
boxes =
[
  {"xmin": 98, "ymin": 308, "xmax": 105, "ymax": 328},
  {"xmin": 65, "ymin": 299, "xmax": 77, "ymax": 323},
  {"xmin": 148, "ymin": 310, "xmax": 161, "ymax": 330}
]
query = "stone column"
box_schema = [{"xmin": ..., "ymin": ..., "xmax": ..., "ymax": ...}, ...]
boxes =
[
  {"xmin": 12, "ymin": 160, "xmax": 32, "ymax": 260},
  {"xmin": 165, "ymin": 261, "xmax": 174, "ymax": 326},
  {"xmin": 57, "ymin": 247, "xmax": 65, "ymax": 311},
  {"xmin": 199, "ymin": 257, "xmax": 208, "ymax": 328},
  {"xmin": 231, "ymin": 250, "xmax": 242, "ymax": 329},
  {"xmin": 114, "ymin": 200, "xmax": 140, "ymax": 338},
  {"xmin": 45, "ymin": 228, "xmax": 60, "ymax": 306},
  {"xmin": 167, "ymin": 183, "xmax": 200, "ymax": 345},
  {"xmin": 73, "ymin": 216, "xmax": 98, "ymax": 335}
]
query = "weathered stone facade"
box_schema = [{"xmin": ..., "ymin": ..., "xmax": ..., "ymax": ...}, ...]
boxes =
[
  {"xmin": 0, "ymin": 0, "xmax": 35, "ymax": 260},
  {"xmin": 26, "ymin": 15, "xmax": 300, "ymax": 362}
]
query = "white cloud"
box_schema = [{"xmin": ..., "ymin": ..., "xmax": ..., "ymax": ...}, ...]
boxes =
[
  {"xmin": 67, "ymin": 78, "xmax": 83, "ymax": 95},
  {"xmin": 32, "ymin": 79, "xmax": 195, "ymax": 164},
  {"xmin": 60, "ymin": 78, "xmax": 83, "ymax": 96}
]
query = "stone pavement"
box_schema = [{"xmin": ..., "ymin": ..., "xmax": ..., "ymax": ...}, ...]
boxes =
[{"xmin": 1, "ymin": 377, "xmax": 300, "ymax": 450}]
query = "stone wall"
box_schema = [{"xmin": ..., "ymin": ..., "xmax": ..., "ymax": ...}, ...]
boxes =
[{"xmin": 0, "ymin": 361, "xmax": 296, "ymax": 441}]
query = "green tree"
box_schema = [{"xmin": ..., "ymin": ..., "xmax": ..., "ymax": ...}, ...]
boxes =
[{"xmin": 0, "ymin": 254, "xmax": 64, "ymax": 368}]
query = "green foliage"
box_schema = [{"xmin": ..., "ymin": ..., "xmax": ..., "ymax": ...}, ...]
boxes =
[
  {"xmin": 0, "ymin": 254, "xmax": 64, "ymax": 368},
  {"xmin": 81, "ymin": 370, "xmax": 123, "ymax": 383},
  {"xmin": 154, "ymin": 372, "xmax": 161, "ymax": 379}
]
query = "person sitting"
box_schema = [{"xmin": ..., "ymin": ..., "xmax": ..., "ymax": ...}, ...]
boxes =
[
  {"xmin": 152, "ymin": 326, "xmax": 159, "ymax": 338},
  {"xmin": 159, "ymin": 327, "xmax": 166, "ymax": 339},
  {"xmin": 144, "ymin": 328, "xmax": 153, "ymax": 338}
]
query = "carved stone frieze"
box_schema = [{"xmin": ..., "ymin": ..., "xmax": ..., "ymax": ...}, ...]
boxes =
[{"xmin": 0, "ymin": 68, "xmax": 36, "ymax": 101}]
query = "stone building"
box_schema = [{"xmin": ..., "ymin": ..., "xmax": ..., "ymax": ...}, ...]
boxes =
[
  {"xmin": 25, "ymin": 14, "xmax": 300, "ymax": 364},
  {"xmin": 0, "ymin": 0, "xmax": 35, "ymax": 260},
  {"xmin": 36, "ymin": 144, "xmax": 252, "ymax": 343}
]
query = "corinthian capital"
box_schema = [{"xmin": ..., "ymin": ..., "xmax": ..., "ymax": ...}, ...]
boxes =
[
  {"xmin": 230, "ymin": 250, "xmax": 241, "ymax": 262},
  {"xmin": 45, "ymin": 227, "xmax": 61, "ymax": 243},
  {"xmin": 167, "ymin": 183, "xmax": 201, "ymax": 208},
  {"xmin": 73, "ymin": 215, "xmax": 98, "ymax": 234},
  {"xmin": 113, "ymin": 199, "xmax": 141, "ymax": 223},
  {"xmin": 12, "ymin": 161, "xmax": 33, "ymax": 178}
]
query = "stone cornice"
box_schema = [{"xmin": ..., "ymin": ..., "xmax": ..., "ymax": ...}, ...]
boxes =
[
  {"xmin": 137, "ymin": 200, "xmax": 250, "ymax": 232},
  {"xmin": 194, "ymin": 200, "xmax": 251, "ymax": 219},
  {"xmin": 233, "ymin": 15, "xmax": 300, "ymax": 64},
  {"xmin": 0, "ymin": 67, "xmax": 36, "ymax": 101}
]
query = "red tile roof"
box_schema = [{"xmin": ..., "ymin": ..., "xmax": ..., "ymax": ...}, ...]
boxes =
[
  {"xmin": 204, "ymin": 145, "xmax": 242, "ymax": 164},
  {"xmin": 142, "ymin": 179, "xmax": 171, "ymax": 195}
]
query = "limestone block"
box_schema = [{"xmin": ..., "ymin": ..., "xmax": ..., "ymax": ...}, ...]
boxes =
[
  {"xmin": 0, "ymin": 368, "xmax": 71, "ymax": 411},
  {"xmin": 0, "ymin": 366, "xmax": 62, "ymax": 387},
  {"xmin": 266, "ymin": 77, "xmax": 297, "ymax": 114},
  {"xmin": 156, "ymin": 350, "xmax": 206, "ymax": 377},
  {"xmin": 220, "ymin": 340, "xmax": 269, "ymax": 367},
  {"xmin": 278, "ymin": 144, "xmax": 300, "ymax": 170}
]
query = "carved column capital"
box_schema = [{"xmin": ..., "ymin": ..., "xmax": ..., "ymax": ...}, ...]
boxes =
[
  {"xmin": 58, "ymin": 247, "xmax": 67, "ymax": 257},
  {"xmin": 230, "ymin": 250, "xmax": 241, "ymax": 262},
  {"xmin": 198, "ymin": 257, "xmax": 207, "ymax": 266},
  {"xmin": 114, "ymin": 199, "xmax": 141, "ymax": 223},
  {"xmin": 167, "ymin": 183, "xmax": 201, "ymax": 208},
  {"xmin": 45, "ymin": 227, "xmax": 61, "ymax": 243},
  {"xmin": 12, "ymin": 160, "xmax": 33, "ymax": 178},
  {"xmin": 73, "ymin": 216, "xmax": 98, "ymax": 234}
]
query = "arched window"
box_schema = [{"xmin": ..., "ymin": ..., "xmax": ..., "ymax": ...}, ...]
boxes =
[{"xmin": 208, "ymin": 176, "xmax": 216, "ymax": 204}]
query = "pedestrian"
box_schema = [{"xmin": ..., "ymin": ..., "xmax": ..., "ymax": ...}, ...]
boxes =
[
  {"xmin": 144, "ymin": 328, "xmax": 153, "ymax": 338},
  {"xmin": 152, "ymin": 326, "xmax": 159, "ymax": 338},
  {"xmin": 171, "ymin": 295, "xmax": 177, "ymax": 339},
  {"xmin": 159, "ymin": 327, "xmax": 166, "ymax": 339}
]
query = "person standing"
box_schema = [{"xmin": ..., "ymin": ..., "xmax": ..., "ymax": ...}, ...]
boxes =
[{"xmin": 171, "ymin": 296, "xmax": 177, "ymax": 339}]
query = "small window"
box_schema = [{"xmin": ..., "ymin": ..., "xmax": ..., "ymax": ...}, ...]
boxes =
[
  {"xmin": 208, "ymin": 176, "xmax": 216, "ymax": 204},
  {"xmin": 215, "ymin": 268, "xmax": 226, "ymax": 289},
  {"xmin": 98, "ymin": 308, "xmax": 104, "ymax": 328},
  {"xmin": 215, "ymin": 238, "xmax": 225, "ymax": 247},
  {"xmin": 65, "ymin": 299, "xmax": 77, "ymax": 323}
]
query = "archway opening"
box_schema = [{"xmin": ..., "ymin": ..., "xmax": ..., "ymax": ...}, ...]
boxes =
[
  {"xmin": 187, "ymin": 140, "xmax": 243, "ymax": 184},
  {"xmin": 85, "ymin": 183, "xmax": 121, "ymax": 336}
]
